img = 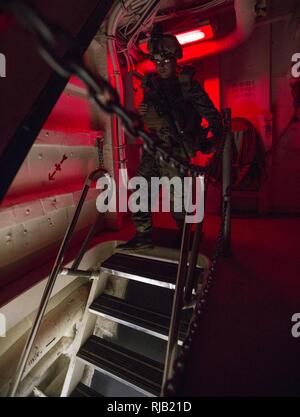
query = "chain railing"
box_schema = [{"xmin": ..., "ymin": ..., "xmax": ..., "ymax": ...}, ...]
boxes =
[
  {"xmin": 161, "ymin": 109, "xmax": 232, "ymax": 395},
  {"xmin": 163, "ymin": 196, "xmax": 230, "ymax": 396},
  {"xmin": 0, "ymin": 0, "xmax": 232, "ymax": 397}
]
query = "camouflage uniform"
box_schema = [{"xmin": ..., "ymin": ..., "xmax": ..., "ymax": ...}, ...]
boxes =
[
  {"xmin": 118, "ymin": 28, "xmax": 223, "ymax": 249},
  {"xmin": 133, "ymin": 68, "xmax": 223, "ymax": 234}
]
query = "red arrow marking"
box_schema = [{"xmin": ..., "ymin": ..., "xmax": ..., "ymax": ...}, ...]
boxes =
[
  {"xmin": 60, "ymin": 154, "xmax": 68, "ymax": 164},
  {"xmin": 48, "ymin": 155, "xmax": 68, "ymax": 181},
  {"xmin": 48, "ymin": 171, "xmax": 56, "ymax": 181}
]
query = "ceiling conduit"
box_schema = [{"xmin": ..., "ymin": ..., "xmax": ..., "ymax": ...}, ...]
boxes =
[
  {"xmin": 180, "ymin": 0, "xmax": 257, "ymax": 62},
  {"xmin": 137, "ymin": 0, "xmax": 256, "ymax": 71},
  {"xmin": 105, "ymin": 0, "xmax": 134, "ymax": 218}
]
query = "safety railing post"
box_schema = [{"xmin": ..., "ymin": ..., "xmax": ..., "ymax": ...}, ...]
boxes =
[
  {"xmin": 184, "ymin": 175, "xmax": 204, "ymax": 304},
  {"xmin": 161, "ymin": 173, "xmax": 199, "ymax": 395},
  {"xmin": 161, "ymin": 220, "xmax": 192, "ymax": 395}
]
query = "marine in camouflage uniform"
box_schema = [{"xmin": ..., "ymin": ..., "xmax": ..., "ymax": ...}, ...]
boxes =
[{"xmin": 119, "ymin": 30, "xmax": 223, "ymax": 250}]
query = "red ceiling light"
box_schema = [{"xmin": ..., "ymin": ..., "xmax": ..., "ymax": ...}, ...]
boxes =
[
  {"xmin": 139, "ymin": 24, "xmax": 214, "ymax": 54},
  {"xmin": 176, "ymin": 25, "xmax": 214, "ymax": 45},
  {"xmin": 176, "ymin": 29, "xmax": 206, "ymax": 45}
]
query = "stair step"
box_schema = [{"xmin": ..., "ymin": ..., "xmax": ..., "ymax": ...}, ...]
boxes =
[
  {"xmin": 71, "ymin": 382, "xmax": 103, "ymax": 397},
  {"xmin": 89, "ymin": 294, "xmax": 190, "ymax": 343},
  {"xmin": 77, "ymin": 336, "xmax": 163, "ymax": 396},
  {"xmin": 101, "ymin": 253, "xmax": 203, "ymax": 289}
]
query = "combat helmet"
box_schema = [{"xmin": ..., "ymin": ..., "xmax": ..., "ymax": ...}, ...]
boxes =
[{"xmin": 147, "ymin": 23, "xmax": 183, "ymax": 61}]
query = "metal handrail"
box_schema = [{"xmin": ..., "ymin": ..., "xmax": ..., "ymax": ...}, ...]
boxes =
[
  {"xmin": 184, "ymin": 220, "xmax": 204, "ymax": 304},
  {"xmin": 161, "ymin": 109, "xmax": 232, "ymax": 395},
  {"xmin": 161, "ymin": 221, "xmax": 192, "ymax": 391},
  {"xmin": 8, "ymin": 168, "xmax": 108, "ymax": 397}
]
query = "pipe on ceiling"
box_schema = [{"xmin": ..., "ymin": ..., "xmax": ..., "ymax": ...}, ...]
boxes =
[
  {"xmin": 106, "ymin": 1, "xmax": 132, "ymax": 207},
  {"xmin": 136, "ymin": 0, "xmax": 256, "ymax": 71},
  {"xmin": 180, "ymin": 0, "xmax": 257, "ymax": 62}
]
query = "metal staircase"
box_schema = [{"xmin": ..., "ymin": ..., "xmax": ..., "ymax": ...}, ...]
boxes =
[
  {"xmin": 89, "ymin": 292, "xmax": 190, "ymax": 343},
  {"xmin": 100, "ymin": 252, "xmax": 204, "ymax": 290},
  {"xmin": 61, "ymin": 248, "xmax": 206, "ymax": 397},
  {"xmin": 70, "ymin": 382, "xmax": 104, "ymax": 398},
  {"xmin": 7, "ymin": 109, "xmax": 232, "ymax": 397}
]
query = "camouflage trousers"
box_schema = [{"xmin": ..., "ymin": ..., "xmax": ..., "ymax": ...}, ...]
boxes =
[{"xmin": 132, "ymin": 151, "xmax": 186, "ymax": 235}]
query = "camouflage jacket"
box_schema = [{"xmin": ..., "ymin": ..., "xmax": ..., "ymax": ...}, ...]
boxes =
[{"xmin": 140, "ymin": 67, "xmax": 223, "ymax": 157}]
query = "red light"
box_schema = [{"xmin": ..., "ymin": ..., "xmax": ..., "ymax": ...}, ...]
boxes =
[
  {"xmin": 176, "ymin": 25, "xmax": 213, "ymax": 45},
  {"xmin": 139, "ymin": 24, "xmax": 214, "ymax": 54},
  {"xmin": 176, "ymin": 30, "xmax": 206, "ymax": 44},
  {"xmin": 177, "ymin": 24, "xmax": 214, "ymax": 45}
]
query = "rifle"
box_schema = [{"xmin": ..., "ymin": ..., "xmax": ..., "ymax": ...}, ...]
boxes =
[
  {"xmin": 144, "ymin": 74, "xmax": 216, "ymax": 157},
  {"xmin": 145, "ymin": 74, "xmax": 191, "ymax": 160}
]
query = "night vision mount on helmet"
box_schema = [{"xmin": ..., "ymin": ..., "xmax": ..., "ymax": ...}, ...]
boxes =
[{"xmin": 147, "ymin": 24, "xmax": 183, "ymax": 61}]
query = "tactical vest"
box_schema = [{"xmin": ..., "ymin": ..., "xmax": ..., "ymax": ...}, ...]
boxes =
[{"xmin": 141, "ymin": 68, "xmax": 206, "ymax": 157}]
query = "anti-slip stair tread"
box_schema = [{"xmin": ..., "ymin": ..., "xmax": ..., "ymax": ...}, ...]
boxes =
[
  {"xmin": 71, "ymin": 382, "xmax": 103, "ymax": 397},
  {"xmin": 100, "ymin": 253, "xmax": 203, "ymax": 288},
  {"xmin": 78, "ymin": 335, "xmax": 163, "ymax": 396},
  {"xmin": 90, "ymin": 294, "xmax": 190, "ymax": 340}
]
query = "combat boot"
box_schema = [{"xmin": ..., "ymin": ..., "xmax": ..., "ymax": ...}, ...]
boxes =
[{"xmin": 117, "ymin": 232, "xmax": 153, "ymax": 250}]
